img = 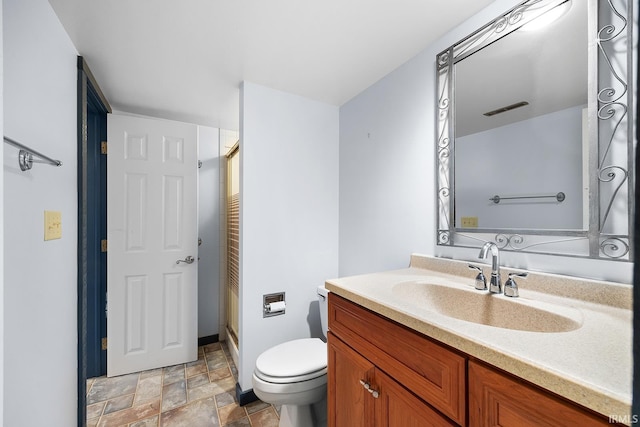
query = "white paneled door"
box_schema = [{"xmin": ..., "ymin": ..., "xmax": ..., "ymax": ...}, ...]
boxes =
[{"xmin": 107, "ymin": 114, "xmax": 198, "ymax": 377}]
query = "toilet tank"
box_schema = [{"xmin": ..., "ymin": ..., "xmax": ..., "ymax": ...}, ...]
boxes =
[{"xmin": 317, "ymin": 285, "xmax": 330, "ymax": 339}]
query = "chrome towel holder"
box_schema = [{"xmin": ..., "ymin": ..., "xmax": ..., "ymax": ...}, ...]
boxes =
[{"xmin": 3, "ymin": 136, "xmax": 63, "ymax": 171}]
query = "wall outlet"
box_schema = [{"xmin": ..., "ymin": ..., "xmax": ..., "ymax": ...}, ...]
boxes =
[
  {"xmin": 460, "ymin": 216, "xmax": 478, "ymax": 228},
  {"xmin": 44, "ymin": 210, "xmax": 62, "ymax": 240}
]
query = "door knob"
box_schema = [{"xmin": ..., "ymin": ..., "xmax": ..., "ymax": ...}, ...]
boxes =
[{"xmin": 176, "ymin": 256, "xmax": 195, "ymax": 265}]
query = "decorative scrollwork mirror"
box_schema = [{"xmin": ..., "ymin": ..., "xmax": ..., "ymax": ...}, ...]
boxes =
[{"xmin": 436, "ymin": 0, "xmax": 634, "ymax": 261}]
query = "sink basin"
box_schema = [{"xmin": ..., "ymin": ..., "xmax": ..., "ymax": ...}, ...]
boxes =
[{"xmin": 392, "ymin": 281, "xmax": 583, "ymax": 333}]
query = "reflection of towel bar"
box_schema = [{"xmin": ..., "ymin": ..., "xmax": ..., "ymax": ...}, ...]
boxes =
[{"xmin": 490, "ymin": 192, "xmax": 565, "ymax": 204}]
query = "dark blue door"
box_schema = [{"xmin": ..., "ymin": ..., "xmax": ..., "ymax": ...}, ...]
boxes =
[{"xmin": 85, "ymin": 85, "xmax": 108, "ymax": 378}]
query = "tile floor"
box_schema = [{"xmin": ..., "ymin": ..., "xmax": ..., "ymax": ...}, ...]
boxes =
[{"xmin": 86, "ymin": 342, "xmax": 280, "ymax": 427}]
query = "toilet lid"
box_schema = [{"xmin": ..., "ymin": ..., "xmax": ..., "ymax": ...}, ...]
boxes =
[{"xmin": 255, "ymin": 338, "xmax": 327, "ymax": 378}]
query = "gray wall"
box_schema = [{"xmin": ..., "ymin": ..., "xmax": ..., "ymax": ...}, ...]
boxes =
[
  {"xmin": 4, "ymin": 0, "xmax": 78, "ymax": 424},
  {"xmin": 238, "ymin": 81, "xmax": 339, "ymax": 391},
  {"xmin": 455, "ymin": 105, "xmax": 585, "ymax": 230},
  {"xmin": 198, "ymin": 126, "xmax": 221, "ymax": 338},
  {"xmin": 0, "ymin": 0, "xmax": 5, "ymax": 419}
]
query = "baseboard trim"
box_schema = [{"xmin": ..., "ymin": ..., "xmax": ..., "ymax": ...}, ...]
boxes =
[
  {"xmin": 236, "ymin": 382, "xmax": 258, "ymax": 406},
  {"xmin": 198, "ymin": 334, "xmax": 219, "ymax": 346}
]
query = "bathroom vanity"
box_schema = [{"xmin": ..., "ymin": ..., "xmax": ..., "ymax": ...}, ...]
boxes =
[{"xmin": 325, "ymin": 255, "xmax": 632, "ymax": 426}]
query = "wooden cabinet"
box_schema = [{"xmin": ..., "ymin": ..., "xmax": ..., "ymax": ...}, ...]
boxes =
[
  {"xmin": 328, "ymin": 293, "xmax": 617, "ymax": 427},
  {"xmin": 327, "ymin": 332, "xmax": 374, "ymax": 427},
  {"xmin": 328, "ymin": 294, "xmax": 464, "ymax": 427},
  {"xmin": 328, "ymin": 331, "xmax": 455, "ymax": 427},
  {"xmin": 468, "ymin": 361, "xmax": 612, "ymax": 427},
  {"xmin": 375, "ymin": 367, "xmax": 458, "ymax": 427}
]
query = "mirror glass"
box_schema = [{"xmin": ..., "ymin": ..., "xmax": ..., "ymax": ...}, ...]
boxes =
[
  {"xmin": 436, "ymin": 0, "xmax": 634, "ymax": 260},
  {"xmin": 454, "ymin": 0, "xmax": 587, "ymax": 230}
]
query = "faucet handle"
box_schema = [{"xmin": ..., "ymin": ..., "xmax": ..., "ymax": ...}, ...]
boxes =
[
  {"xmin": 468, "ymin": 264, "xmax": 487, "ymax": 291},
  {"xmin": 504, "ymin": 272, "xmax": 527, "ymax": 298}
]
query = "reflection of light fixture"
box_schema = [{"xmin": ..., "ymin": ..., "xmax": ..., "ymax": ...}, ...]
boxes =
[{"xmin": 521, "ymin": 0, "xmax": 572, "ymax": 31}]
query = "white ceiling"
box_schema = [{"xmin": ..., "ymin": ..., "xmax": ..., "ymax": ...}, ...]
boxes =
[{"xmin": 48, "ymin": 0, "xmax": 495, "ymax": 130}]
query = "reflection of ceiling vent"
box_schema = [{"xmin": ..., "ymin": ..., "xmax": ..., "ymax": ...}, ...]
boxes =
[{"xmin": 483, "ymin": 101, "xmax": 529, "ymax": 117}]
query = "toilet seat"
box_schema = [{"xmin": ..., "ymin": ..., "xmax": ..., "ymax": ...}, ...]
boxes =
[{"xmin": 254, "ymin": 338, "xmax": 327, "ymax": 384}]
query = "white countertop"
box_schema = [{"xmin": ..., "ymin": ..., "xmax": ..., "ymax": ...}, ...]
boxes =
[{"xmin": 325, "ymin": 254, "xmax": 632, "ymax": 420}]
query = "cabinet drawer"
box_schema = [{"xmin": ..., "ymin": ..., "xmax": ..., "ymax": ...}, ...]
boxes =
[{"xmin": 329, "ymin": 294, "xmax": 466, "ymax": 425}]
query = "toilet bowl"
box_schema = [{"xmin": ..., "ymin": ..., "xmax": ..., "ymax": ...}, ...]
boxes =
[{"xmin": 252, "ymin": 285, "xmax": 329, "ymax": 427}]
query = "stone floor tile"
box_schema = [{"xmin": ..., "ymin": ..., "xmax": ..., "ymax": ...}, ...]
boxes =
[
  {"xmin": 135, "ymin": 375, "xmax": 163, "ymax": 405},
  {"xmin": 245, "ymin": 400, "xmax": 271, "ymax": 415},
  {"xmin": 208, "ymin": 367, "xmax": 232, "ymax": 382},
  {"xmin": 187, "ymin": 359, "xmax": 207, "ymax": 378},
  {"xmin": 249, "ymin": 407, "xmax": 280, "ymax": 427},
  {"xmin": 87, "ymin": 401, "xmax": 106, "ymax": 420},
  {"xmin": 228, "ymin": 361, "xmax": 238, "ymax": 381},
  {"xmin": 187, "ymin": 379, "xmax": 230, "ymax": 403},
  {"xmin": 214, "ymin": 391, "xmax": 236, "ymax": 408},
  {"xmin": 103, "ymin": 393, "xmax": 134, "ymax": 415},
  {"xmin": 160, "ymin": 397, "xmax": 219, "ymax": 427},
  {"xmin": 87, "ymin": 378, "xmax": 96, "ymax": 394},
  {"xmin": 222, "ymin": 417, "xmax": 250, "ymax": 427},
  {"xmin": 88, "ymin": 373, "xmax": 139, "ymax": 404},
  {"xmin": 88, "ymin": 343, "xmax": 279, "ymax": 426},
  {"xmin": 97, "ymin": 399, "xmax": 160, "ymax": 427},
  {"xmin": 162, "ymin": 380, "xmax": 187, "ymax": 412},
  {"xmin": 205, "ymin": 352, "xmax": 228, "ymax": 371},
  {"xmin": 140, "ymin": 368, "xmax": 163, "ymax": 379},
  {"xmin": 187, "ymin": 373, "xmax": 210, "ymax": 389},
  {"xmin": 130, "ymin": 415, "xmax": 159, "ymax": 427},
  {"xmin": 163, "ymin": 365, "xmax": 185, "ymax": 385},
  {"xmin": 218, "ymin": 403, "xmax": 246, "ymax": 425},
  {"xmin": 203, "ymin": 342, "xmax": 222, "ymax": 353},
  {"xmin": 186, "ymin": 360, "xmax": 208, "ymax": 378}
]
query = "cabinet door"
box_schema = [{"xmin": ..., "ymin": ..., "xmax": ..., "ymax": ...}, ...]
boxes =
[
  {"xmin": 328, "ymin": 332, "xmax": 375, "ymax": 427},
  {"xmin": 375, "ymin": 369, "xmax": 457, "ymax": 427},
  {"xmin": 469, "ymin": 361, "xmax": 611, "ymax": 427},
  {"xmin": 329, "ymin": 293, "xmax": 466, "ymax": 424}
]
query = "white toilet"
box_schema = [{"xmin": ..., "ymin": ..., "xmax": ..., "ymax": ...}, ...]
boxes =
[{"xmin": 252, "ymin": 285, "xmax": 330, "ymax": 427}]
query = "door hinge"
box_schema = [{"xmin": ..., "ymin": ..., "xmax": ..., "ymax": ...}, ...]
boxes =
[
  {"xmin": 101, "ymin": 239, "xmax": 108, "ymax": 252},
  {"xmin": 101, "ymin": 141, "xmax": 108, "ymax": 154},
  {"xmin": 101, "ymin": 337, "xmax": 108, "ymax": 351}
]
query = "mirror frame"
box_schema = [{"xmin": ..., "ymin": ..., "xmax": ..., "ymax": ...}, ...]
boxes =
[{"xmin": 436, "ymin": 0, "xmax": 634, "ymax": 261}]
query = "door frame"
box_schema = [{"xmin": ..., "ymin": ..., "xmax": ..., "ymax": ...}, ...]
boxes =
[{"xmin": 77, "ymin": 56, "xmax": 111, "ymax": 427}]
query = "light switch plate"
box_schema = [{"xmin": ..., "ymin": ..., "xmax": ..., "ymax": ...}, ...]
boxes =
[
  {"xmin": 460, "ymin": 216, "xmax": 478, "ymax": 228},
  {"xmin": 44, "ymin": 211, "xmax": 62, "ymax": 240}
]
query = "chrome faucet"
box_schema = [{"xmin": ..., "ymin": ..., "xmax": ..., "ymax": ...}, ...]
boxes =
[
  {"xmin": 504, "ymin": 272, "xmax": 528, "ymax": 298},
  {"xmin": 478, "ymin": 242, "xmax": 501, "ymax": 294}
]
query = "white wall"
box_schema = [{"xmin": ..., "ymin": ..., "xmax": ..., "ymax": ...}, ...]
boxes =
[
  {"xmin": 197, "ymin": 126, "xmax": 221, "ymax": 338},
  {"xmin": 338, "ymin": 0, "xmax": 633, "ymax": 284},
  {"xmin": 3, "ymin": 0, "xmax": 78, "ymax": 425},
  {"xmin": 239, "ymin": 81, "xmax": 339, "ymax": 391}
]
